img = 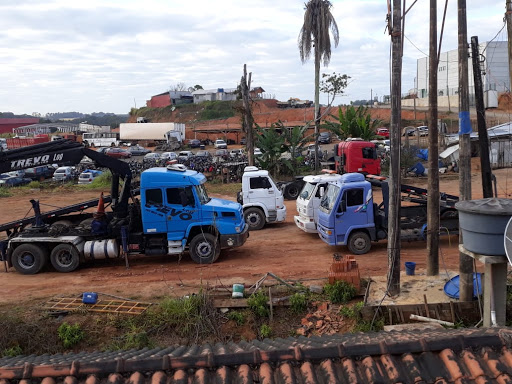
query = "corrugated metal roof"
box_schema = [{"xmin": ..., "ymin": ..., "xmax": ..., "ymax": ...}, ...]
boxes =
[{"xmin": 1, "ymin": 327, "xmax": 512, "ymax": 383}]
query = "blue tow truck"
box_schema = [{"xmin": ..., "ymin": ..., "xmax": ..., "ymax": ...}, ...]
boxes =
[
  {"xmin": 316, "ymin": 173, "xmax": 459, "ymax": 254},
  {"xmin": 0, "ymin": 140, "xmax": 248, "ymax": 274}
]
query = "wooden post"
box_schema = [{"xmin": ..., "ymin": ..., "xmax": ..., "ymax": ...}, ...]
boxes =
[
  {"xmin": 506, "ymin": 0, "xmax": 512, "ymax": 92},
  {"xmin": 427, "ymin": 0, "xmax": 440, "ymax": 276},
  {"xmin": 470, "ymin": 36, "xmax": 493, "ymax": 198},
  {"xmin": 241, "ymin": 64, "xmax": 255, "ymax": 166},
  {"xmin": 387, "ymin": 0, "xmax": 402, "ymax": 296},
  {"xmin": 458, "ymin": 0, "xmax": 474, "ymax": 302}
]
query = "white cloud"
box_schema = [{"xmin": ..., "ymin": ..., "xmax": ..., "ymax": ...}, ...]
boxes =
[{"xmin": 0, "ymin": 0, "xmax": 506, "ymax": 115}]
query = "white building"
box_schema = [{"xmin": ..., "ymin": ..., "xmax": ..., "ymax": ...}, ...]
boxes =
[
  {"xmin": 191, "ymin": 88, "xmax": 237, "ymax": 103},
  {"xmin": 412, "ymin": 41, "xmax": 509, "ymax": 108}
]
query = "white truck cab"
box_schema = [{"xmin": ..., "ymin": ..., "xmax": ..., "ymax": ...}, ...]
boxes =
[
  {"xmin": 240, "ymin": 166, "xmax": 286, "ymax": 230},
  {"xmin": 294, "ymin": 173, "xmax": 343, "ymax": 233}
]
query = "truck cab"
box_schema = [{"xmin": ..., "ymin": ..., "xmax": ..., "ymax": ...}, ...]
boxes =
[
  {"xmin": 239, "ymin": 166, "xmax": 286, "ymax": 230},
  {"xmin": 335, "ymin": 140, "xmax": 381, "ymax": 175},
  {"xmin": 317, "ymin": 173, "xmax": 376, "ymax": 254},
  {"xmin": 294, "ymin": 173, "xmax": 342, "ymax": 233},
  {"xmin": 140, "ymin": 164, "xmax": 248, "ymax": 263}
]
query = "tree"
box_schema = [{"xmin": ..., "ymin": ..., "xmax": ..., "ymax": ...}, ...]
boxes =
[
  {"xmin": 169, "ymin": 82, "xmax": 187, "ymax": 92},
  {"xmin": 298, "ymin": 0, "xmax": 339, "ymax": 172},
  {"xmin": 254, "ymin": 124, "xmax": 287, "ymax": 178},
  {"xmin": 280, "ymin": 121, "xmax": 313, "ymax": 176},
  {"xmin": 188, "ymin": 85, "xmax": 203, "ymax": 92},
  {"xmin": 320, "ymin": 72, "xmax": 350, "ymax": 107},
  {"xmin": 324, "ymin": 105, "xmax": 381, "ymax": 141}
]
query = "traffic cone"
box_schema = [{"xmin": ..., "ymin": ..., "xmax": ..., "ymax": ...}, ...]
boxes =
[{"xmin": 96, "ymin": 192, "xmax": 105, "ymax": 215}]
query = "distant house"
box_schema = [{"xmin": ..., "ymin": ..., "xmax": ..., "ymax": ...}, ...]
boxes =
[
  {"xmin": 249, "ymin": 87, "xmax": 265, "ymax": 99},
  {"xmin": 146, "ymin": 91, "xmax": 193, "ymax": 108},
  {"xmin": 191, "ymin": 88, "xmax": 237, "ymax": 104}
]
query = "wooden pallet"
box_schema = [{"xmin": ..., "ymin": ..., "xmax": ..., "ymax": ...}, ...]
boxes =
[{"xmin": 43, "ymin": 297, "xmax": 152, "ymax": 315}]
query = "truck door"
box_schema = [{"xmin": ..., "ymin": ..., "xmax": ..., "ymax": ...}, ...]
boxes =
[
  {"xmin": 247, "ymin": 176, "xmax": 276, "ymax": 209},
  {"xmin": 360, "ymin": 146, "xmax": 380, "ymax": 175},
  {"xmin": 335, "ymin": 188, "xmax": 368, "ymax": 244},
  {"xmin": 164, "ymin": 186, "xmax": 200, "ymax": 240},
  {"xmin": 142, "ymin": 188, "xmax": 168, "ymax": 234}
]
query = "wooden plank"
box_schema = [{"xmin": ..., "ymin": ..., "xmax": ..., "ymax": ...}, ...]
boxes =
[{"xmin": 43, "ymin": 297, "xmax": 152, "ymax": 315}]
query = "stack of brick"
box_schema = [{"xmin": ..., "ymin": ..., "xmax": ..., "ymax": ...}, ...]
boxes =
[{"xmin": 328, "ymin": 253, "xmax": 361, "ymax": 291}]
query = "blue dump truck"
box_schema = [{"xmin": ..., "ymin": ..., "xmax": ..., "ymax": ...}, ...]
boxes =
[
  {"xmin": 0, "ymin": 141, "xmax": 248, "ymax": 274},
  {"xmin": 316, "ymin": 173, "xmax": 459, "ymax": 255}
]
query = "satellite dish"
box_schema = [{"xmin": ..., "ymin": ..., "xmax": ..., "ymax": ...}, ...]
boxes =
[{"xmin": 504, "ymin": 216, "xmax": 512, "ymax": 266}]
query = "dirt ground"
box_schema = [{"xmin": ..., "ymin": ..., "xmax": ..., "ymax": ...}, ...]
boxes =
[{"xmin": 1, "ymin": 166, "xmax": 509, "ymax": 307}]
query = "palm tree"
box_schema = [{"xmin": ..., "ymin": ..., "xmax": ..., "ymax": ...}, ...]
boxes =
[{"xmin": 298, "ymin": 0, "xmax": 339, "ymax": 172}]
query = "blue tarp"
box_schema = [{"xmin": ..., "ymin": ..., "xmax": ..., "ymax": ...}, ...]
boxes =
[{"xmin": 417, "ymin": 149, "xmax": 428, "ymax": 161}]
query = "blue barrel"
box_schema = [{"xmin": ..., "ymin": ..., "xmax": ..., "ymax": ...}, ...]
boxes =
[
  {"xmin": 82, "ymin": 292, "xmax": 98, "ymax": 304},
  {"xmin": 405, "ymin": 261, "xmax": 416, "ymax": 276}
]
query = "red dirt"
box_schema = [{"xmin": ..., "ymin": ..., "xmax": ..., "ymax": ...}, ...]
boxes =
[{"xmin": 1, "ymin": 167, "xmax": 503, "ymax": 306}]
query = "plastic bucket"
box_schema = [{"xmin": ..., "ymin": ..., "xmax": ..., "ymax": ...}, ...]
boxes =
[
  {"xmin": 405, "ymin": 262, "xmax": 416, "ymax": 276},
  {"xmin": 232, "ymin": 283, "xmax": 244, "ymax": 298}
]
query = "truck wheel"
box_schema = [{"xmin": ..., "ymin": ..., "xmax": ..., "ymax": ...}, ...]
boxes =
[
  {"xmin": 347, "ymin": 231, "xmax": 371, "ymax": 255},
  {"xmin": 12, "ymin": 244, "xmax": 48, "ymax": 275},
  {"xmin": 189, "ymin": 233, "xmax": 220, "ymax": 264},
  {"xmin": 244, "ymin": 207, "xmax": 265, "ymax": 230},
  {"xmin": 284, "ymin": 184, "xmax": 300, "ymax": 200},
  {"xmin": 50, "ymin": 244, "xmax": 80, "ymax": 273}
]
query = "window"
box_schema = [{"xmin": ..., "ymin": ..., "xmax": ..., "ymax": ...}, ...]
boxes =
[
  {"xmin": 146, "ymin": 189, "xmax": 163, "ymax": 206},
  {"xmin": 362, "ymin": 147, "xmax": 376, "ymax": 159},
  {"xmin": 167, "ymin": 187, "xmax": 195, "ymax": 206},
  {"xmin": 250, "ymin": 176, "xmax": 271, "ymax": 189},
  {"xmin": 346, "ymin": 189, "xmax": 364, "ymax": 207}
]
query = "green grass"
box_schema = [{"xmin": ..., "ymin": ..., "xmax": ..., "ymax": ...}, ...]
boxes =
[
  {"xmin": 0, "ymin": 187, "xmax": 12, "ymax": 198},
  {"xmin": 57, "ymin": 322, "xmax": 84, "ymax": 348},
  {"xmin": 289, "ymin": 293, "xmax": 309, "ymax": 314},
  {"xmin": 247, "ymin": 290, "xmax": 269, "ymax": 318}
]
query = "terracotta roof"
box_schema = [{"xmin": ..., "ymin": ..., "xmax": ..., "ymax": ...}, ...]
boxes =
[{"xmin": 1, "ymin": 327, "xmax": 512, "ymax": 383}]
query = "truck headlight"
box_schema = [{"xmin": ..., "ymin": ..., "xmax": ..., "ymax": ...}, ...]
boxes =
[{"xmin": 326, "ymin": 230, "xmax": 332, "ymax": 235}]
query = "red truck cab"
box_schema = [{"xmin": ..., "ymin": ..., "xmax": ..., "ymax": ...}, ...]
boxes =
[{"xmin": 334, "ymin": 140, "xmax": 381, "ymax": 175}]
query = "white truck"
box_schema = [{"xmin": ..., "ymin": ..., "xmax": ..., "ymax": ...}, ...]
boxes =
[
  {"xmin": 237, "ymin": 166, "xmax": 287, "ymax": 230},
  {"xmin": 294, "ymin": 172, "xmax": 343, "ymax": 233},
  {"xmin": 119, "ymin": 122, "xmax": 185, "ymax": 147}
]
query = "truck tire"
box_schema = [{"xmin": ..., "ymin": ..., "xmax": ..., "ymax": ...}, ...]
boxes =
[
  {"xmin": 189, "ymin": 233, "xmax": 220, "ymax": 264},
  {"xmin": 244, "ymin": 207, "xmax": 265, "ymax": 231},
  {"xmin": 50, "ymin": 244, "xmax": 80, "ymax": 273},
  {"xmin": 284, "ymin": 183, "xmax": 300, "ymax": 200},
  {"xmin": 12, "ymin": 244, "xmax": 48, "ymax": 275},
  {"xmin": 347, "ymin": 231, "xmax": 371, "ymax": 255}
]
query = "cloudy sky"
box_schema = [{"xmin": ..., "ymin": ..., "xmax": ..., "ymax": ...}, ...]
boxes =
[{"xmin": 0, "ymin": 0, "xmax": 507, "ymax": 116}]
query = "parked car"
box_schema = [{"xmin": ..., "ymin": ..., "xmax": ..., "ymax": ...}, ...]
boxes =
[
  {"xmin": 0, "ymin": 176, "xmax": 32, "ymax": 187},
  {"xmin": 195, "ymin": 150, "xmax": 212, "ymax": 158},
  {"xmin": 254, "ymin": 147, "xmax": 263, "ymax": 156},
  {"xmin": 52, "ymin": 166, "xmax": 75, "ymax": 182},
  {"xmin": 417, "ymin": 126, "xmax": 429, "ymax": 136},
  {"xmin": 214, "ymin": 149, "xmax": 229, "ymax": 160},
  {"xmin": 96, "ymin": 147, "xmax": 109, "ymax": 155},
  {"xmin": 129, "ymin": 145, "xmax": 151, "ymax": 156},
  {"xmin": 188, "ymin": 139, "xmax": 201, "ymax": 148},
  {"xmin": 230, "ymin": 148, "xmax": 245, "ymax": 158},
  {"xmin": 25, "ymin": 165, "xmax": 55, "ymax": 181},
  {"xmin": 402, "ymin": 126, "xmax": 416, "ymax": 136},
  {"xmin": 106, "ymin": 148, "xmax": 132, "ymax": 159},
  {"xmin": 78, "ymin": 169, "xmax": 103, "ymax": 184},
  {"xmin": 317, "ymin": 132, "xmax": 332, "ymax": 144},
  {"xmin": 160, "ymin": 152, "xmax": 177, "ymax": 162},
  {"xmin": 144, "ymin": 152, "xmax": 161, "ymax": 161},
  {"xmin": 214, "ymin": 139, "xmax": 228, "ymax": 149},
  {"xmin": 240, "ymin": 137, "xmax": 246, "ymax": 145},
  {"xmin": 178, "ymin": 151, "xmax": 194, "ymax": 161},
  {"xmin": 376, "ymin": 128, "xmax": 390, "ymax": 138}
]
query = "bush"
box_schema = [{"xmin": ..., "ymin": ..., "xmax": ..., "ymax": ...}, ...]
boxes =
[
  {"xmin": 340, "ymin": 301, "xmax": 364, "ymax": 318},
  {"xmin": 57, "ymin": 322, "xmax": 84, "ymax": 348},
  {"xmin": 259, "ymin": 324, "xmax": 272, "ymax": 339},
  {"xmin": 247, "ymin": 290, "xmax": 269, "ymax": 318},
  {"xmin": 227, "ymin": 311, "xmax": 246, "ymax": 326},
  {"xmin": 2, "ymin": 345, "xmax": 22, "ymax": 357},
  {"xmin": 289, "ymin": 293, "xmax": 308, "ymax": 314},
  {"xmin": 324, "ymin": 281, "xmax": 357, "ymax": 304}
]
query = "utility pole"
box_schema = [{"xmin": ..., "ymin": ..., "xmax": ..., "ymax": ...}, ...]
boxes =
[
  {"xmin": 387, "ymin": 0, "xmax": 402, "ymax": 296},
  {"xmin": 427, "ymin": 0, "xmax": 440, "ymax": 276},
  {"xmin": 471, "ymin": 36, "xmax": 493, "ymax": 198},
  {"xmin": 241, "ymin": 64, "xmax": 255, "ymax": 166},
  {"xmin": 506, "ymin": 0, "xmax": 512, "ymax": 91},
  {"xmin": 458, "ymin": 0, "xmax": 474, "ymax": 302}
]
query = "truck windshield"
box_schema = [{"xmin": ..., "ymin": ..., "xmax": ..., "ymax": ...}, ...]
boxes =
[
  {"xmin": 195, "ymin": 184, "xmax": 210, "ymax": 204},
  {"xmin": 320, "ymin": 184, "xmax": 340, "ymax": 213},
  {"xmin": 299, "ymin": 182, "xmax": 316, "ymax": 200}
]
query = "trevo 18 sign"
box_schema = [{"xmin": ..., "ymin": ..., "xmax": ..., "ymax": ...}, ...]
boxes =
[{"xmin": 10, "ymin": 153, "xmax": 64, "ymax": 169}]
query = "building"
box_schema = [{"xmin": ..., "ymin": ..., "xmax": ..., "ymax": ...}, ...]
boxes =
[
  {"xmin": 0, "ymin": 118, "xmax": 39, "ymax": 134},
  {"xmin": 192, "ymin": 88, "xmax": 237, "ymax": 103},
  {"xmin": 408, "ymin": 41, "xmax": 509, "ymax": 108},
  {"xmin": 146, "ymin": 91, "xmax": 193, "ymax": 108}
]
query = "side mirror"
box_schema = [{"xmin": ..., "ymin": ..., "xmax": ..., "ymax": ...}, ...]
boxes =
[{"xmin": 319, "ymin": 187, "xmax": 325, "ymax": 197}]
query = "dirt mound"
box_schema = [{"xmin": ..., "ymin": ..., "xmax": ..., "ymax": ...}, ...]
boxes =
[{"xmin": 498, "ymin": 92, "xmax": 512, "ymax": 111}]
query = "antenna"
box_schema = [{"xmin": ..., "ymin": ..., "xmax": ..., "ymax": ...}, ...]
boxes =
[{"xmin": 504, "ymin": 216, "xmax": 512, "ymax": 266}]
